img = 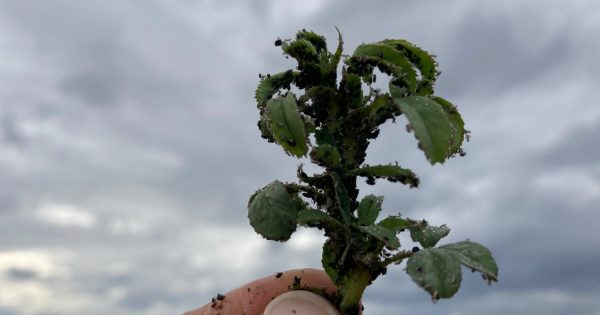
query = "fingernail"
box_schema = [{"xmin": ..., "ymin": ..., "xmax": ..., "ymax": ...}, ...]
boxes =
[{"xmin": 263, "ymin": 290, "xmax": 340, "ymax": 315}]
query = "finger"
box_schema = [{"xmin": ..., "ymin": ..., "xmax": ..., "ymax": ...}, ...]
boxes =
[{"xmin": 183, "ymin": 268, "xmax": 336, "ymax": 315}]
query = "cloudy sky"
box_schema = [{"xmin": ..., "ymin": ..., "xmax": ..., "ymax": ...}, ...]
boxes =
[{"xmin": 1, "ymin": 0, "xmax": 599, "ymax": 314}]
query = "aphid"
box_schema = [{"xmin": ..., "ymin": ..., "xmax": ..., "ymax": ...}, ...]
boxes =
[
  {"xmin": 275, "ymin": 272, "xmax": 283, "ymax": 279},
  {"xmin": 286, "ymin": 139, "xmax": 297, "ymax": 147},
  {"xmin": 216, "ymin": 293, "xmax": 225, "ymax": 301},
  {"xmin": 412, "ymin": 246, "xmax": 420, "ymax": 253}
]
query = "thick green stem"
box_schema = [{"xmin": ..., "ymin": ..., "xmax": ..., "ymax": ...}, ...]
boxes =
[{"xmin": 339, "ymin": 265, "xmax": 371, "ymax": 314}]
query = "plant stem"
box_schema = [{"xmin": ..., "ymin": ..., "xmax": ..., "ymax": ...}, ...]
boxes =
[
  {"xmin": 339, "ymin": 264, "xmax": 371, "ymax": 314},
  {"xmin": 339, "ymin": 242, "xmax": 352, "ymax": 266},
  {"xmin": 381, "ymin": 250, "xmax": 413, "ymax": 266},
  {"xmin": 285, "ymin": 183, "xmax": 327, "ymax": 205}
]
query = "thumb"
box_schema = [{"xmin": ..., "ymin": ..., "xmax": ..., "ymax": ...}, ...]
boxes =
[{"xmin": 263, "ymin": 290, "xmax": 340, "ymax": 315}]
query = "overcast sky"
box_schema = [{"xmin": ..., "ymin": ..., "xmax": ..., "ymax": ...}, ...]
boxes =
[{"xmin": 1, "ymin": 1, "xmax": 599, "ymax": 314}]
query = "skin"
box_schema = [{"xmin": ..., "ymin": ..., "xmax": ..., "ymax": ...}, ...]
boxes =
[{"xmin": 183, "ymin": 268, "xmax": 355, "ymax": 315}]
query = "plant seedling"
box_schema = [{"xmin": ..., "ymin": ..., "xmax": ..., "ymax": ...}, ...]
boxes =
[{"xmin": 248, "ymin": 29, "xmax": 498, "ymax": 315}]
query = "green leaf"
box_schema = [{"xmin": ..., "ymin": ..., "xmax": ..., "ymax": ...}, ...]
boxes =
[
  {"xmin": 380, "ymin": 39, "xmax": 438, "ymax": 95},
  {"xmin": 345, "ymin": 94, "xmax": 397, "ymax": 131},
  {"xmin": 431, "ymin": 96, "xmax": 465, "ymax": 156},
  {"xmin": 363, "ymin": 94, "xmax": 395, "ymax": 124},
  {"xmin": 410, "ymin": 224, "xmax": 450, "ymax": 248},
  {"xmin": 406, "ymin": 241, "xmax": 498, "ymax": 300},
  {"xmin": 322, "ymin": 239, "xmax": 338, "ymax": 281},
  {"xmin": 282, "ymin": 38, "xmax": 320, "ymax": 64},
  {"xmin": 310, "ymin": 144, "xmax": 341, "ymax": 169},
  {"xmin": 352, "ymin": 43, "xmax": 418, "ymax": 92},
  {"xmin": 439, "ymin": 241, "xmax": 498, "ymax": 283},
  {"xmin": 267, "ymin": 93, "xmax": 309, "ymax": 157},
  {"xmin": 255, "ymin": 70, "xmax": 296, "ymax": 109},
  {"xmin": 406, "ymin": 248, "xmax": 462, "ymax": 300},
  {"xmin": 377, "ymin": 215, "xmax": 409, "ymax": 232},
  {"xmin": 330, "ymin": 173, "xmax": 352, "ymax": 226},
  {"xmin": 257, "ymin": 113, "xmax": 275, "ymax": 142},
  {"xmin": 247, "ymin": 181, "xmax": 304, "ymax": 241},
  {"xmin": 352, "ymin": 164, "xmax": 419, "ymax": 188},
  {"xmin": 296, "ymin": 29, "xmax": 327, "ymax": 53},
  {"xmin": 330, "ymin": 26, "xmax": 344, "ymax": 71},
  {"xmin": 357, "ymin": 224, "xmax": 400, "ymax": 249},
  {"xmin": 392, "ymin": 89, "xmax": 453, "ymax": 164},
  {"xmin": 357, "ymin": 195, "xmax": 383, "ymax": 226},
  {"xmin": 297, "ymin": 208, "xmax": 343, "ymax": 230}
]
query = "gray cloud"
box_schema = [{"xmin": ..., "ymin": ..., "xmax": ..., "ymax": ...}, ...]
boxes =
[
  {"xmin": 538, "ymin": 119, "xmax": 600, "ymax": 168},
  {"xmin": 5, "ymin": 268, "xmax": 38, "ymax": 281},
  {"xmin": 0, "ymin": 307, "xmax": 18, "ymax": 315},
  {"xmin": 442, "ymin": 9, "xmax": 571, "ymax": 97}
]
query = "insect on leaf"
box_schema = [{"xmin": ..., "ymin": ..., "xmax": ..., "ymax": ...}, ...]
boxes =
[
  {"xmin": 406, "ymin": 248, "xmax": 462, "ymax": 300},
  {"xmin": 377, "ymin": 215, "xmax": 409, "ymax": 232},
  {"xmin": 392, "ymin": 86, "xmax": 453, "ymax": 164},
  {"xmin": 267, "ymin": 93, "xmax": 310, "ymax": 157},
  {"xmin": 353, "ymin": 43, "xmax": 418, "ymax": 92},
  {"xmin": 431, "ymin": 96, "xmax": 465, "ymax": 156},
  {"xmin": 357, "ymin": 224, "xmax": 400, "ymax": 250},
  {"xmin": 296, "ymin": 29, "xmax": 327, "ymax": 53},
  {"xmin": 357, "ymin": 194, "xmax": 384, "ymax": 226},
  {"xmin": 410, "ymin": 224, "xmax": 450, "ymax": 248},
  {"xmin": 330, "ymin": 172, "xmax": 352, "ymax": 226},
  {"xmin": 310, "ymin": 144, "xmax": 342, "ymax": 169},
  {"xmin": 352, "ymin": 164, "xmax": 419, "ymax": 188},
  {"xmin": 438, "ymin": 241, "xmax": 498, "ymax": 284},
  {"xmin": 282, "ymin": 38, "xmax": 320, "ymax": 64},
  {"xmin": 297, "ymin": 208, "xmax": 343, "ymax": 231},
  {"xmin": 255, "ymin": 70, "xmax": 296, "ymax": 109},
  {"xmin": 362, "ymin": 94, "xmax": 395, "ymax": 124},
  {"xmin": 380, "ymin": 39, "xmax": 438, "ymax": 95},
  {"xmin": 247, "ymin": 181, "xmax": 304, "ymax": 241}
]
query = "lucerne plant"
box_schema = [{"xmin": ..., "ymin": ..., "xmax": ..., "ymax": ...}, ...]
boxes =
[{"xmin": 247, "ymin": 29, "xmax": 498, "ymax": 315}]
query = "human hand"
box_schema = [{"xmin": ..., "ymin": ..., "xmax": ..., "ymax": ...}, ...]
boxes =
[{"xmin": 183, "ymin": 268, "xmax": 343, "ymax": 315}]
